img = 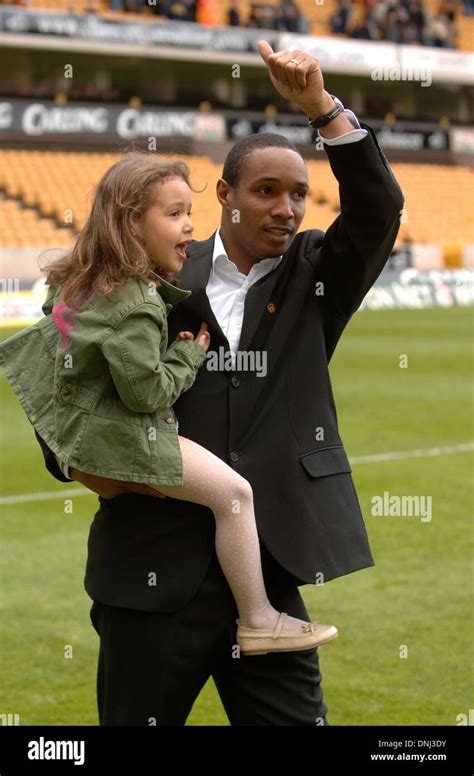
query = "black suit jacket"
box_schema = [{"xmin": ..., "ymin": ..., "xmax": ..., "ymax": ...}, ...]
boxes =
[{"xmin": 35, "ymin": 122, "xmax": 404, "ymax": 612}]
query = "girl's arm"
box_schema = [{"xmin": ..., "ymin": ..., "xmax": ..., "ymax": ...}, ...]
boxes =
[{"xmin": 101, "ymin": 301, "xmax": 207, "ymax": 414}]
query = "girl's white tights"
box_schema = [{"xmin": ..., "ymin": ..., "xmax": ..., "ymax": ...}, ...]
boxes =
[{"xmin": 151, "ymin": 435, "xmax": 310, "ymax": 633}]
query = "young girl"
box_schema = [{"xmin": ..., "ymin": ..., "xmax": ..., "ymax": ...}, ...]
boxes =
[{"xmin": 0, "ymin": 152, "xmax": 337, "ymax": 656}]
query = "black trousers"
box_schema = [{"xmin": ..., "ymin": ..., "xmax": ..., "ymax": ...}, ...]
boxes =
[{"xmin": 89, "ymin": 543, "xmax": 329, "ymax": 726}]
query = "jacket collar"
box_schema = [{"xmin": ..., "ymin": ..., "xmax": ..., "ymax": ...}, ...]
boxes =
[{"xmin": 149, "ymin": 271, "xmax": 192, "ymax": 307}]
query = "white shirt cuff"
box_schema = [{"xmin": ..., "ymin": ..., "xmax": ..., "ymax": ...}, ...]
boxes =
[{"xmin": 318, "ymin": 99, "xmax": 369, "ymax": 146}]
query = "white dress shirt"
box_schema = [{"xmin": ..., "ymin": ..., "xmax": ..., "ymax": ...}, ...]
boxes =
[{"xmin": 206, "ymin": 229, "xmax": 283, "ymax": 356}]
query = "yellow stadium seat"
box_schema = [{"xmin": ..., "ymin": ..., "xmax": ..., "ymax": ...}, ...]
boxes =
[{"xmin": 1, "ymin": 150, "xmax": 473, "ymax": 256}]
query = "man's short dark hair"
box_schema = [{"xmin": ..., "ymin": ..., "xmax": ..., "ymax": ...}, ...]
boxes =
[{"xmin": 222, "ymin": 133, "xmax": 305, "ymax": 188}]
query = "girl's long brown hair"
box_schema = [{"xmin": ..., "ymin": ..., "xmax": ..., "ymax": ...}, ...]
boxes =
[{"xmin": 41, "ymin": 151, "xmax": 198, "ymax": 310}]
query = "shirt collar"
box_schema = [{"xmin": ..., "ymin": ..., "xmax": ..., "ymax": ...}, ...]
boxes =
[{"xmin": 212, "ymin": 229, "xmax": 283, "ymax": 273}]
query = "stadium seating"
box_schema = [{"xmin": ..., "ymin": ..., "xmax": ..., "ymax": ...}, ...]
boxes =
[
  {"xmin": 0, "ymin": 195, "xmax": 73, "ymax": 249},
  {"xmin": 0, "ymin": 149, "xmax": 472, "ymax": 251},
  {"xmin": 6, "ymin": 0, "xmax": 472, "ymax": 51},
  {"xmin": 421, "ymin": 0, "xmax": 474, "ymax": 50}
]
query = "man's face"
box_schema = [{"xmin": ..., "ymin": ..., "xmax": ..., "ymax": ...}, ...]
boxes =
[{"xmin": 218, "ymin": 147, "xmax": 309, "ymax": 260}]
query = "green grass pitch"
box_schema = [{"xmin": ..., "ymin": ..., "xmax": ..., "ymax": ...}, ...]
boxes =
[{"xmin": 0, "ymin": 307, "xmax": 472, "ymax": 725}]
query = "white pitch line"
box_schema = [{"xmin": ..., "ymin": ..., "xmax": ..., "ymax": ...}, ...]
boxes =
[
  {"xmin": 0, "ymin": 487, "xmax": 90, "ymax": 505},
  {"xmin": 0, "ymin": 443, "xmax": 472, "ymax": 505},
  {"xmin": 351, "ymin": 442, "xmax": 474, "ymax": 464}
]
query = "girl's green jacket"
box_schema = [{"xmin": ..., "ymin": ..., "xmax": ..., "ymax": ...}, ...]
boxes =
[{"xmin": 0, "ymin": 276, "xmax": 207, "ymax": 486}]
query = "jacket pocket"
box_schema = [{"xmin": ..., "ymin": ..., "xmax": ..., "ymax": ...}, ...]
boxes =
[
  {"xmin": 78, "ymin": 415, "xmax": 139, "ymax": 479},
  {"xmin": 299, "ymin": 445, "xmax": 352, "ymax": 478},
  {"xmin": 57, "ymin": 383, "xmax": 101, "ymax": 411},
  {"xmin": 55, "ymin": 383, "xmax": 100, "ymax": 452}
]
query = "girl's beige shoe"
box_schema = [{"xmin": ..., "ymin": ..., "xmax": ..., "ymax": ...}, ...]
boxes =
[{"xmin": 236, "ymin": 612, "xmax": 338, "ymax": 656}]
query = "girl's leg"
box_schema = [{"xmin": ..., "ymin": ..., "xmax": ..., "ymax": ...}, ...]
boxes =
[{"xmin": 153, "ymin": 435, "xmax": 311, "ymax": 632}]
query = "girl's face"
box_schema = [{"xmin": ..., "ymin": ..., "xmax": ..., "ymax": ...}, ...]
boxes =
[{"xmin": 135, "ymin": 177, "xmax": 194, "ymax": 274}]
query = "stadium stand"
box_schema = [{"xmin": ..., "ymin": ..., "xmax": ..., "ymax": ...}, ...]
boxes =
[
  {"xmin": 0, "ymin": 0, "xmax": 472, "ymax": 275},
  {"xmin": 1, "ymin": 0, "xmax": 472, "ymax": 50},
  {"xmin": 1, "ymin": 149, "xmax": 472, "ymax": 249},
  {"xmin": 0, "ymin": 196, "xmax": 73, "ymax": 248}
]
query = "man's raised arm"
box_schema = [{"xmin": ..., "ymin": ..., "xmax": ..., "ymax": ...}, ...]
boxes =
[{"xmin": 257, "ymin": 40, "xmax": 404, "ymax": 343}]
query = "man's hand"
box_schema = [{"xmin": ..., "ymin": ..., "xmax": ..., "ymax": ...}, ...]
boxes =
[
  {"xmin": 257, "ymin": 40, "xmax": 355, "ymax": 137},
  {"xmin": 257, "ymin": 40, "xmax": 327, "ymax": 117},
  {"xmin": 70, "ymin": 468, "xmax": 167, "ymax": 500}
]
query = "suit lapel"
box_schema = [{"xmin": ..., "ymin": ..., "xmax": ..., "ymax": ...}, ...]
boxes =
[
  {"xmin": 236, "ymin": 264, "xmax": 282, "ymax": 353},
  {"xmin": 231, "ymin": 235, "xmax": 315, "ymax": 451},
  {"xmin": 174, "ymin": 232, "xmax": 229, "ymax": 348},
  {"xmin": 175, "ymin": 231, "xmax": 286, "ymax": 355},
  {"xmin": 172, "ymin": 230, "xmax": 314, "ymax": 447}
]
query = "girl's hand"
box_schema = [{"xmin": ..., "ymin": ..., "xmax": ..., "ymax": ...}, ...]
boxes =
[
  {"xmin": 176, "ymin": 323, "xmax": 210, "ymax": 352},
  {"xmin": 194, "ymin": 322, "xmax": 210, "ymax": 352}
]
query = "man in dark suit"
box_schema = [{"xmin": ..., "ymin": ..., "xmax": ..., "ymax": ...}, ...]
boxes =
[{"xmin": 34, "ymin": 41, "xmax": 404, "ymax": 725}]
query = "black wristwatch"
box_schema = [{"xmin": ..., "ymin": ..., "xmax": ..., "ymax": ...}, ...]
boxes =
[{"xmin": 307, "ymin": 95, "xmax": 344, "ymax": 130}]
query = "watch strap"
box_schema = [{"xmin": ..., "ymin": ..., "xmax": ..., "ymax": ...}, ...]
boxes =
[{"xmin": 307, "ymin": 95, "xmax": 344, "ymax": 129}]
